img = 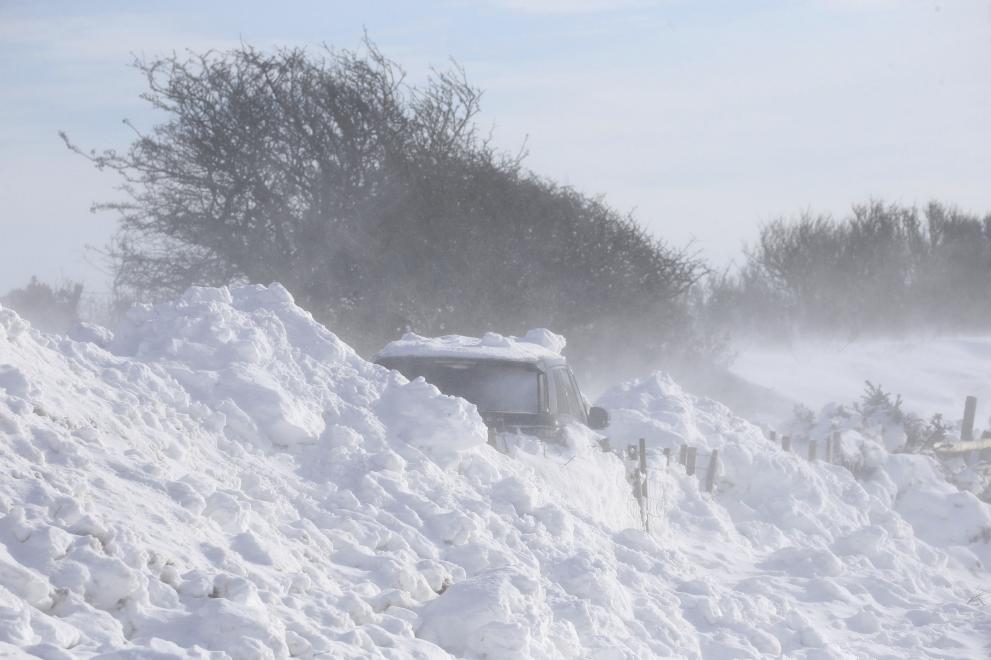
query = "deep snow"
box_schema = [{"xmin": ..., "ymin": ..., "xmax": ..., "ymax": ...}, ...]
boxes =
[{"xmin": 1, "ymin": 284, "xmax": 990, "ymax": 658}]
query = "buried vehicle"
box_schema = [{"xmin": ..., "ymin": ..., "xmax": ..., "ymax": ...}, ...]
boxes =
[{"xmin": 374, "ymin": 329, "xmax": 609, "ymax": 438}]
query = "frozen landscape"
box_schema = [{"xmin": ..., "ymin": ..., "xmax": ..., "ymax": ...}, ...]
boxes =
[
  {"xmin": 2, "ymin": 284, "xmax": 990, "ymax": 658},
  {"xmin": 5, "ymin": 1, "xmax": 991, "ymax": 657}
]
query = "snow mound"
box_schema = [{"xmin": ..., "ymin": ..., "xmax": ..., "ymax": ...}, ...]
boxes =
[
  {"xmin": 376, "ymin": 328, "xmax": 566, "ymax": 363},
  {"xmin": 2, "ymin": 287, "xmax": 991, "ymax": 658},
  {"xmin": 0, "ymin": 287, "xmax": 657, "ymax": 658},
  {"xmin": 599, "ymin": 371, "xmax": 991, "ymax": 658}
]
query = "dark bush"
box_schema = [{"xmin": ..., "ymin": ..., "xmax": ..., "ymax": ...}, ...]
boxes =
[
  {"xmin": 701, "ymin": 201, "xmax": 991, "ymax": 340},
  {"xmin": 2, "ymin": 277, "xmax": 83, "ymax": 333}
]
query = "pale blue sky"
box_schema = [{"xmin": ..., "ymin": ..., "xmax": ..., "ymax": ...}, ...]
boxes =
[{"xmin": 2, "ymin": 0, "xmax": 990, "ymax": 296}]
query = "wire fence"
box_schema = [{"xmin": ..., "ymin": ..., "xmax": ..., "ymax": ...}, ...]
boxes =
[{"xmin": 623, "ymin": 394, "xmax": 985, "ymax": 535}]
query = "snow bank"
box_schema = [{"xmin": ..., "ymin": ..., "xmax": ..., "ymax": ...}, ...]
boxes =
[
  {"xmin": 2, "ymin": 286, "xmax": 991, "ymax": 658},
  {"xmin": 0, "ymin": 285, "xmax": 493, "ymax": 657},
  {"xmin": 0, "ymin": 286, "xmax": 663, "ymax": 658},
  {"xmin": 600, "ymin": 372, "xmax": 991, "ymax": 657}
]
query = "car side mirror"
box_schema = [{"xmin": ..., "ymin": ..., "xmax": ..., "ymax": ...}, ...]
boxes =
[{"xmin": 587, "ymin": 406, "xmax": 609, "ymax": 430}]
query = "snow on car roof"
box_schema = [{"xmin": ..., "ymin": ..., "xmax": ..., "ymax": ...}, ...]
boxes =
[{"xmin": 376, "ymin": 328, "xmax": 567, "ymax": 364}]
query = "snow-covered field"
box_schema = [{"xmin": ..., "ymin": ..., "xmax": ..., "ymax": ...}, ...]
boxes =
[
  {"xmin": 2, "ymin": 284, "xmax": 991, "ymax": 658},
  {"xmin": 732, "ymin": 336, "xmax": 991, "ymax": 422}
]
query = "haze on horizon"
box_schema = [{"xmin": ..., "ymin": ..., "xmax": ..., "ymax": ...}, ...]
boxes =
[{"xmin": 2, "ymin": 0, "xmax": 990, "ymax": 295}]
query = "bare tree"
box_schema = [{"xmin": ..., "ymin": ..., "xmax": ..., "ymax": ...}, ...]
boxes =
[{"xmin": 65, "ymin": 39, "xmax": 705, "ymax": 360}]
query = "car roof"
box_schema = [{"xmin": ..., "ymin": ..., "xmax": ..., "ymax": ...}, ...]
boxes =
[{"xmin": 375, "ymin": 329, "xmax": 569, "ymax": 369}]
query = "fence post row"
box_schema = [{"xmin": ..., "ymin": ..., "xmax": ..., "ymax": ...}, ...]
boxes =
[
  {"xmin": 587, "ymin": 395, "xmax": 970, "ymax": 536},
  {"xmin": 758, "ymin": 399, "xmax": 991, "ymax": 474}
]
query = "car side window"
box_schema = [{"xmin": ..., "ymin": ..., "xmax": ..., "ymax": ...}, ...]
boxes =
[
  {"xmin": 551, "ymin": 368, "xmax": 583, "ymax": 420},
  {"xmin": 566, "ymin": 368, "xmax": 589, "ymax": 423}
]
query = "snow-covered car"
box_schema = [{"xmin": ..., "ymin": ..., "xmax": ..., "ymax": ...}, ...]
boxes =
[{"xmin": 374, "ymin": 329, "xmax": 609, "ymax": 437}]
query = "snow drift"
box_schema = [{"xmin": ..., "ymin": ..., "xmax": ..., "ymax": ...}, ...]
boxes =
[{"xmin": 1, "ymin": 284, "xmax": 990, "ymax": 658}]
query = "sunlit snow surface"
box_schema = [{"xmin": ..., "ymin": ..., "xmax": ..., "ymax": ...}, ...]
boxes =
[
  {"xmin": 733, "ymin": 336, "xmax": 991, "ymax": 421},
  {"xmin": 1, "ymin": 284, "xmax": 990, "ymax": 658}
]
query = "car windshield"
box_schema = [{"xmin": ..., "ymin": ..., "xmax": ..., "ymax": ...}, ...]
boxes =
[{"xmin": 383, "ymin": 358, "xmax": 541, "ymax": 414}]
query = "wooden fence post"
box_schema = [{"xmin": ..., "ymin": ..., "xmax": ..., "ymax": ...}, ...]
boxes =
[
  {"xmin": 963, "ymin": 396, "xmax": 978, "ymax": 442},
  {"xmin": 679, "ymin": 444, "xmax": 688, "ymax": 467},
  {"xmin": 808, "ymin": 440, "xmax": 817, "ymax": 461},
  {"xmin": 824, "ymin": 434, "xmax": 833, "ymax": 463},
  {"xmin": 638, "ymin": 438, "xmax": 649, "ymax": 533},
  {"xmin": 782, "ymin": 435, "xmax": 791, "ymax": 452},
  {"xmin": 705, "ymin": 449, "xmax": 719, "ymax": 493},
  {"xmin": 769, "ymin": 430, "xmax": 777, "ymax": 443},
  {"xmin": 686, "ymin": 447, "xmax": 698, "ymax": 476},
  {"xmin": 663, "ymin": 447, "xmax": 671, "ymax": 467}
]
